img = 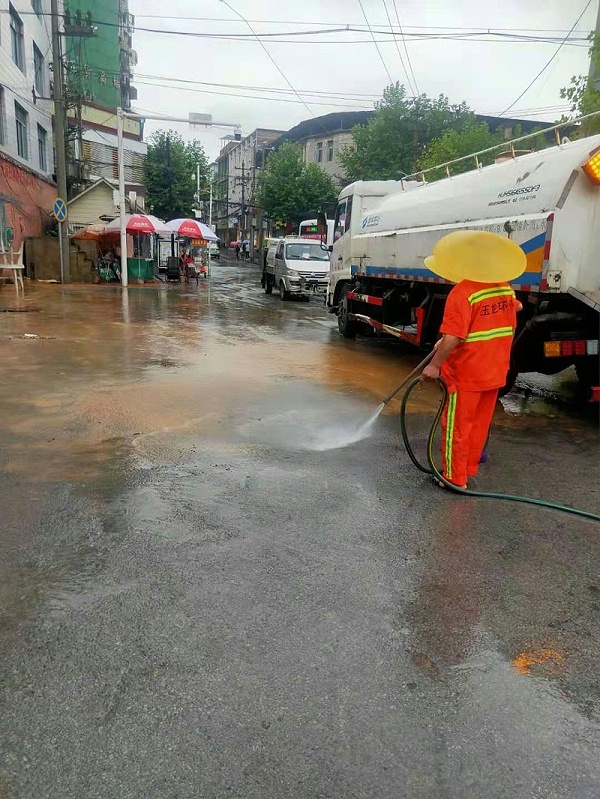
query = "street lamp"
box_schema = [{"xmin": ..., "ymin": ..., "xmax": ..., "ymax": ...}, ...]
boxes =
[{"xmin": 116, "ymin": 108, "xmax": 241, "ymax": 287}]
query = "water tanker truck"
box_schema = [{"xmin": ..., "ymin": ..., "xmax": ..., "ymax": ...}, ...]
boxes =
[{"xmin": 325, "ymin": 125, "xmax": 600, "ymax": 396}]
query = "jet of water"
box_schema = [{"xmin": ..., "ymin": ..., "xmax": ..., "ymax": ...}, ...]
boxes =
[{"xmin": 306, "ymin": 402, "xmax": 385, "ymax": 451}]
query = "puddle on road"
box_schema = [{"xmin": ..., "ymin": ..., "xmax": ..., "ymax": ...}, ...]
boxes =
[{"xmin": 0, "ymin": 283, "xmax": 595, "ymax": 482}]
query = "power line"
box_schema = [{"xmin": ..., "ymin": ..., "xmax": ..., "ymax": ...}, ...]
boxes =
[
  {"xmin": 135, "ymin": 73, "xmax": 385, "ymax": 101},
  {"xmin": 381, "ymin": 0, "xmax": 413, "ymax": 92},
  {"xmin": 499, "ymin": 0, "xmax": 593, "ymax": 115},
  {"xmin": 3, "ymin": 13, "xmax": 590, "ymax": 45},
  {"xmin": 136, "ymin": 79, "xmax": 373, "ymax": 109},
  {"xmin": 391, "ymin": 0, "xmax": 420, "ymax": 94},
  {"xmin": 218, "ymin": 0, "xmax": 330, "ymax": 132},
  {"xmin": 357, "ymin": 0, "xmax": 393, "ymax": 83}
]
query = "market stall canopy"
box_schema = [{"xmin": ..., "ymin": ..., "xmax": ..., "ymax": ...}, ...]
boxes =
[
  {"xmin": 104, "ymin": 214, "xmax": 171, "ymax": 236},
  {"xmin": 165, "ymin": 218, "xmax": 218, "ymax": 242},
  {"xmin": 72, "ymin": 224, "xmax": 107, "ymax": 241}
]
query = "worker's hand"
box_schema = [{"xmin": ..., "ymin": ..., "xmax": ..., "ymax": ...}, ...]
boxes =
[{"xmin": 421, "ymin": 363, "xmax": 441, "ymax": 381}]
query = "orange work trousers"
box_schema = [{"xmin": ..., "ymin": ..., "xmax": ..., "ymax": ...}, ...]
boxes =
[{"xmin": 440, "ymin": 387, "xmax": 498, "ymax": 487}]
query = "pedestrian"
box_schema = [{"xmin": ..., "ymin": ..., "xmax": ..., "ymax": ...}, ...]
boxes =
[
  {"xmin": 421, "ymin": 231, "xmax": 525, "ymax": 489},
  {"xmin": 235, "ymin": 241, "xmax": 240, "ymax": 261},
  {"xmin": 244, "ymin": 241, "xmax": 250, "ymax": 261}
]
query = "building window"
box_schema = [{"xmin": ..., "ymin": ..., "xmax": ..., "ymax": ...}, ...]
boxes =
[
  {"xmin": 15, "ymin": 102, "xmax": 28, "ymax": 159},
  {"xmin": 0, "ymin": 87, "xmax": 5, "ymax": 147},
  {"xmin": 31, "ymin": 0, "xmax": 42, "ymax": 17},
  {"xmin": 10, "ymin": 5, "xmax": 25, "ymax": 73},
  {"xmin": 316, "ymin": 141, "xmax": 323, "ymax": 163},
  {"xmin": 33, "ymin": 43, "xmax": 44, "ymax": 96},
  {"xmin": 327, "ymin": 140, "xmax": 334, "ymax": 162},
  {"xmin": 37, "ymin": 124, "xmax": 47, "ymax": 170}
]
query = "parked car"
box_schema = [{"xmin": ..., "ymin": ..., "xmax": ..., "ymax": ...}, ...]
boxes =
[
  {"xmin": 262, "ymin": 237, "xmax": 330, "ymax": 300},
  {"xmin": 208, "ymin": 242, "xmax": 220, "ymax": 259}
]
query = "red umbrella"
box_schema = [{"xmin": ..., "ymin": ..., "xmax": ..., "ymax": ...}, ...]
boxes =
[
  {"xmin": 166, "ymin": 218, "xmax": 218, "ymax": 241},
  {"xmin": 104, "ymin": 214, "xmax": 170, "ymax": 235}
]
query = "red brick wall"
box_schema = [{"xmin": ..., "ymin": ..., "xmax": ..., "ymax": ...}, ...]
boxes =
[{"xmin": 0, "ymin": 156, "xmax": 57, "ymax": 250}]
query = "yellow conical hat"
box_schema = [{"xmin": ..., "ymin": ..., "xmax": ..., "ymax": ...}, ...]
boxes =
[{"xmin": 424, "ymin": 230, "xmax": 527, "ymax": 284}]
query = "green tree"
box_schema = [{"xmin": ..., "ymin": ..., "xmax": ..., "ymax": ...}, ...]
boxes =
[
  {"xmin": 560, "ymin": 29, "xmax": 599, "ymax": 137},
  {"xmin": 146, "ymin": 130, "xmax": 210, "ymax": 220},
  {"xmin": 338, "ymin": 83, "xmax": 473, "ymax": 183},
  {"xmin": 416, "ymin": 120, "xmax": 505, "ymax": 181},
  {"xmin": 257, "ymin": 142, "xmax": 338, "ymax": 227}
]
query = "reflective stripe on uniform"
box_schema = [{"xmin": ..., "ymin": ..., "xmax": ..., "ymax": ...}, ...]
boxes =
[
  {"xmin": 468, "ymin": 286, "xmax": 515, "ymax": 305},
  {"xmin": 445, "ymin": 391, "xmax": 457, "ymax": 479},
  {"xmin": 465, "ymin": 326, "xmax": 514, "ymax": 343}
]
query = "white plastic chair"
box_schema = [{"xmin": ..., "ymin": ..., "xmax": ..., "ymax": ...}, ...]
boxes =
[{"xmin": 0, "ymin": 243, "xmax": 24, "ymax": 295}]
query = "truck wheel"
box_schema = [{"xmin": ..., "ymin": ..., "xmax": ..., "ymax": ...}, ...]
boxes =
[
  {"xmin": 279, "ymin": 282, "xmax": 289, "ymax": 301},
  {"xmin": 337, "ymin": 286, "xmax": 359, "ymax": 338}
]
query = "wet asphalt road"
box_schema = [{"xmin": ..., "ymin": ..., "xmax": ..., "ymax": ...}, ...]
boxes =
[{"xmin": 1, "ymin": 257, "xmax": 598, "ymax": 798}]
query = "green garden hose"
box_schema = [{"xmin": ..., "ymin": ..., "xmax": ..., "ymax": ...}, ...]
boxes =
[{"xmin": 398, "ymin": 376, "xmax": 599, "ymax": 522}]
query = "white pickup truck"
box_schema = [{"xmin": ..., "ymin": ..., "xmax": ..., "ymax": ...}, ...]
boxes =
[{"xmin": 262, "ymin": 237, "xmax": 331, "ymax": 301}]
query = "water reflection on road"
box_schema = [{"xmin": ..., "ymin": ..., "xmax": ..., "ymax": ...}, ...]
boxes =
[{"xmin": 0, "ymin": 263, "xmax": 597, "ymax": 798}]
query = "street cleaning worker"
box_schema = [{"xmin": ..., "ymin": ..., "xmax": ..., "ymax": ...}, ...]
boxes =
[{"xmin": 421, "ymin": 230, "xmax": 526, "ymax": 489}]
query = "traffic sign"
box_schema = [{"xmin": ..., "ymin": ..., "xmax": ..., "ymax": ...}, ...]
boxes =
[{"xmin": 53, "ymin": 197, "xmax": 67, "ymax": 222}]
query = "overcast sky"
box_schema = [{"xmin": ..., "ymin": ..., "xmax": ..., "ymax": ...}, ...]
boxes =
[{"xmin": 129, "ymin": 0, "xmax": 597, "ymax": 161}]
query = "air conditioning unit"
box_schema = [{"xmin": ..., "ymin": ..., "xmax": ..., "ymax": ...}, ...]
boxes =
[
  {"xmin": 83, "ymin": 92, "xmax": 94, "ymax": 103},
  {"xmin": 129, "ymin": 49, "xmax": 138, "ymax": 67}
]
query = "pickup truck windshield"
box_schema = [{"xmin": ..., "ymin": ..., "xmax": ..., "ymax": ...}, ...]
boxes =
[{"xmin": 285, "ymin": 243, "xmax": 330, "ymax": 262}]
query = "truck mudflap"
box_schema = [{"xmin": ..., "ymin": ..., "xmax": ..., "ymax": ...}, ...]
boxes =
[{"xmin": 351, "ymin": 313, "xmax": 423, "ymax": 345}]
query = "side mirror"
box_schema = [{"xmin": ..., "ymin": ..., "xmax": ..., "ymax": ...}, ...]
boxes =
[{"xmin": 316, "ymin": 211, "xmax": 327, "ymax": 236}]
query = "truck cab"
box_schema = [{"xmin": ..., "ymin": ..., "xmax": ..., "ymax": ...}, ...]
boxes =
[{"xmin": 327, "ymin": 180, "xmax": 418, "ymax": 311}]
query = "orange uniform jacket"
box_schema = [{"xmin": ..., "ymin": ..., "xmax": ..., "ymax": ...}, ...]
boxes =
[
  {"xmin": 440, "ymin": 280, "xmax": 518, "ymax": 391},
  {"xmin": 438, "ymin": 280, "xmax": 518, "ymax": 486}
]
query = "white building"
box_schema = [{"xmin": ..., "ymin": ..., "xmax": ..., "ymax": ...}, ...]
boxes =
[
  {"xmin": 0, "ymin": 0, "xmax": 56, "ymax": 249},
  {"xmin": 212, "ymin": 128, "xmax": 283, "ymax": 244}
]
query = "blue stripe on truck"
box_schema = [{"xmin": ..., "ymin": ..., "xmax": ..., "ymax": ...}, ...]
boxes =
[
  {"xmin": 349, "ymin": 230, "xmax": 546, "ymax": 284},
  {"xmin": 520, "ymin": 232, "xmax": 546, "ymax": 254},
  {"xmin": 350, "ymin": 265, "xmax": 542, "ymax": 285}
]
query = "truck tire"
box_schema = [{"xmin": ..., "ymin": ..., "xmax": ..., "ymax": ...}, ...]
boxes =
[
  {"xmin": 279, "ymin": 281, "xmax": 289, "ymax": 301},
  {"xmin": 337, "ymin": 285, "xmax": 359, "ymax": 338}
]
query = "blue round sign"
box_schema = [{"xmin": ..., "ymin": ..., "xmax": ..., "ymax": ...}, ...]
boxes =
[{"xmin": 53, "ymin": 198, "xmax": 67, "ymax": 222}]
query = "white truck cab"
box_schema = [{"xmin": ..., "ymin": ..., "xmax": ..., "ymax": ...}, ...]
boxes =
[
  {"xmin": 327, "ymin": 180, "xmax": 422, "ymax": 309},
  {"xmin": 263, "ymin": 236, "xmax": 331, "ymax": 301}
]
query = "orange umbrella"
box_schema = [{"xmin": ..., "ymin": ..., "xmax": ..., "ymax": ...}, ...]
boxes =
[{"xmin": 72, "ymin": 224, "xmax": 107, "ymax": 241}]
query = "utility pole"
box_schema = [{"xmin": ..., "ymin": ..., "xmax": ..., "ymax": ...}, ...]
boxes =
[
  {"xmin": 166, "ymin": 134, "xmax": 174, "ymax": 256},
  {"xmin": 195, "ymin": 162, "xmax": 201, "ymax": 217},
  {"xmin": 587, "ymin": 4, "xmax": 599, "ymax": 89},
  {"xmin": 117, "ymin": 107, "xmax": 127, "ymax": 287},
  {"xmin": 241, "ymin": 160, "xmax": 246, "ymax": 239},
  {"xmin": 51, "ymin": 0, "xmax": 70, "ymax": 282}
]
